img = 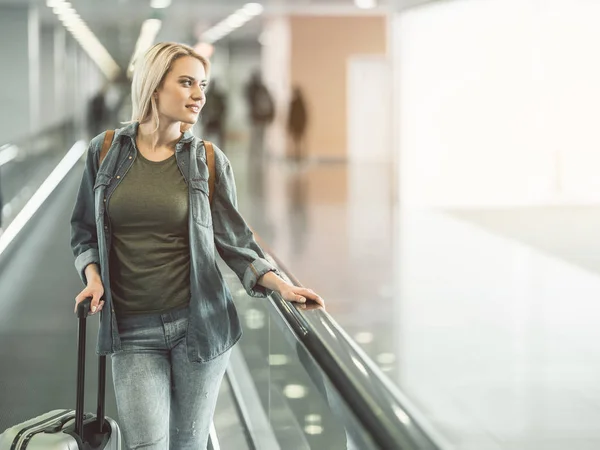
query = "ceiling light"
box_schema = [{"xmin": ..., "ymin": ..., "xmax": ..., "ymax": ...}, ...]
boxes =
[
  {"xmin": 226, "ymin": 14, "xmax": 247, "ymax": 29},
  {"xmin": 200, "ymin": 3, "xmax": 264, "ymax": 44},
  {"xmin": 52, "ymin": 1, "xmax": 70, "ymax": 11},
  {"xmin": 150, "ymin": 0, "xmax": 171, "ymax": 8},
  {"xmin": 238, "ymin": 9, "xmax": 253, "ymax": 19},
  {"xmin": 67, "ymin": 24, "xmax": 85, "ymax": 35},
  {"xmin": 355, "ymin": 0, "xmax": 377, "ymax": 9},
  {"xmin": 243, "ymin": 3, "xmax": 264, "ymax": 16},
  {"xmin": 47, "ymin": 1, "xmax": 120, "ymax": 80},
  {"xmin": 194, "ymin": 42, "xmax": 214, "ymax": 58},
  {"xmin": 53, "ymin": 5, "xmax": 70, "ymax": 14},
  {"xmin": 143, "ymin": 18, "xmax": 162, "ymax": 32},
  {"xmin": 59, "ymin": 14, "xmax": 81, "ymax": 26},
  {"xmin": 129, "ymin": 18, "xmax": 162, "ymax": 76}
]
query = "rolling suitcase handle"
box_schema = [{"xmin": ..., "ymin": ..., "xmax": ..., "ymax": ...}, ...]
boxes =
[{"xmin": 75, "ymin": 297, "xmax": 107, "ymax": 439}]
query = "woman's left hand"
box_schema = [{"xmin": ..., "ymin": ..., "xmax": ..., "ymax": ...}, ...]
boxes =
[{"xmin": 280, "ymin": 285, "xmax": 325, "ymax": 309}]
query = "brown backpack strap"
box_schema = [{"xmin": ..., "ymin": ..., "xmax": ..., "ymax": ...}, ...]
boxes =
[
  {"xmin": 204, "ymin": 140, "xmax": 216, "ymax": 204},
  {"xmin": 99, "ymin": 130, "xmax": 115, "ymax": 167}
]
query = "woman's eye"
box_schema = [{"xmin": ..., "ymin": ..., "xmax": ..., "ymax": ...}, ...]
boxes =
[
  {"xmin": 201, "ymin": 84, "xmax": 208, "ymax": 91},
  {"xmin": 182, "ymin": 80, "xmax": 192, "ymax": 87}
]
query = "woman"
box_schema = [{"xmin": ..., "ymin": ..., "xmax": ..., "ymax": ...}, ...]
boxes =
[
  {"xmin": 287, "ymin": 86, "xmax": 308, "ymax": 162},
  {"xmin": 70, "ymin": 42, "xmax": 324, "ymax": 450}
]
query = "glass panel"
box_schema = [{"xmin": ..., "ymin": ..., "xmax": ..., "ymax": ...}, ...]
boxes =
[
  {"xmin": 212, "ymin": 374, "xmax": 252, "ymax": 450},
  {"xmin": 221, "ymin": 265, "xmax": 379, "ymax": 450},
  {"xmin": 1, "ymin": 121, "xmax": 78, "ymax": 230}
]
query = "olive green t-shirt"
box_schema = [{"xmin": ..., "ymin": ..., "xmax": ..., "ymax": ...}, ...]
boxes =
[{"xmin": 108, "ymin": 150, "xmax": 191, "ymax": 315}]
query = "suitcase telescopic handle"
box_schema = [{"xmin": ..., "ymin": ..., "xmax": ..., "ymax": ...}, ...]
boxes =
[
  {"xmin": 76, "ymin": 297, "xmax": 92, "ymax": 319},
  {"xmin": 75, "ymin": 297, "xmax": 107, "ymax": 438}
]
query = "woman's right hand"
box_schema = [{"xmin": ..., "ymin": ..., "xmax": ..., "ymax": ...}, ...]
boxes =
[{"xmin": 74, "ymin": 281, "xmax": 105, "ymax": 316}]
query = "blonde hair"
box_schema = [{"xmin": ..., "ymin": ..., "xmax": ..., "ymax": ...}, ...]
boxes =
[{"xmin": 129, "ymin": 42, "xmax": 210, "ymax": 130}]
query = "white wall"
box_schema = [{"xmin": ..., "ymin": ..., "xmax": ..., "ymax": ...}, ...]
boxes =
[
  {"xmin": 347, "ymin": 55, "xmax": 393, "ymax": 264},
  {"xmin": 40, "ymin": 27, "xmax": 57, "ymax": 131},
  {"xmin": 49, "ymin": 26, "xmax": 104, "ymax": 129},
  {"xmin": 347, "ymin": 55, "xmax": 391, "ymax": 164},
  {"xmin": 0, "ymin": 6, "xmax": 31, "ymax": 143},
  {"xmin": 394, "ymin": 0, "xmax": 600, "ymax": 207},
  {"xmin": 261, "ymin": 16, "xmax": 291, "ymax": 158}
]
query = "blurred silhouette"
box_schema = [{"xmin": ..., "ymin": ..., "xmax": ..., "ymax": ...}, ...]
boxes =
[
  {"xmin": 201, "ymin": 79, "xmax": 227, "ymax": 148},
  {"xmin": 288, "ymin": 169, "xmax": 309, "ymax": 255},
  {"xmin": 287, "ymin": 86, "xmax": 308, "ymax": 163},
  {"xmin": 245, "ymin": 71, "xmax": 275, "ymax": 161},
  {"xmin": 87, "ymin": 87, "xmax": 107, "ymax": 137}
]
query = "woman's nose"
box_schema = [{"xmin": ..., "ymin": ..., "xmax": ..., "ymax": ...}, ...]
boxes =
[{"xmin": 192, "ymin": 87, "xmax": 204, "ymax": 101}]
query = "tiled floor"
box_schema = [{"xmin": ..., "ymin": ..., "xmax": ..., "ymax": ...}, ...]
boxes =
[{"xmin": 226, "ymin": 144, "xmax": 600, "ymax": 449}]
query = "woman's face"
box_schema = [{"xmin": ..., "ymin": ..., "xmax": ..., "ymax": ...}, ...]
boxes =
[{"xmin": 154, "ymin": 56, "xmax": 207, "ymax": 126}]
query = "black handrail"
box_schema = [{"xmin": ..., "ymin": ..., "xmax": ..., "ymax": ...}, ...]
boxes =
[{"xmin": 255, "ymin": 235, "xmax": 445, "ymax": 450}]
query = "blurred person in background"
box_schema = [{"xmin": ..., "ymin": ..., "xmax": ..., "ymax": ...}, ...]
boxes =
[
  {"xmin": 87, "ymin": 86, "xmax": 108, "ymax": 137},
  {"xmin": 244, "ymin": 71, "xmax": 275, "ymax": 160},
  {"xmin": 287, "ymin": 86, "xmax": 308, "ymax": 163},
  {"xmin": 201, "ymin": 78, "xmax": 227, "ymax": 147},
  {"xmin": 70, "ymin": 41, "xmax": 324, "ymax": 450}
]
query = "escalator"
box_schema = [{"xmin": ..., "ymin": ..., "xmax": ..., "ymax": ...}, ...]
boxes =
[{"xmin": 0, "ymin": 130, "xmax": 443, "ymax": 450}]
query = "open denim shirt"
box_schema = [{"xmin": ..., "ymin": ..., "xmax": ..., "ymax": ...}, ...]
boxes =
[{"xmin": 70, "ymin": 122, "xmax": 279, "ymax": 362}]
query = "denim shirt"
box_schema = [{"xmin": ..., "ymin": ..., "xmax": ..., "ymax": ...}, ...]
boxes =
[{"xmin": 70, "ymin": 122, "xmax": 279, "ymax": 362}]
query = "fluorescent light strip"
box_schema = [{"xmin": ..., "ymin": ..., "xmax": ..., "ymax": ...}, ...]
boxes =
[
  {"xmin": 243, "ymin": 2, "xmax": 264, "ymax": 15},
  {"xmin": 151, "ymin": 0, "xmax": 171, "ymax": 8},
  {"xmin": 47, "ymin": 0, "xmax": 120, "ymax": 80},
  {"xmin": 0, "ymin": 140, "xmax": 87, "ymax": 256},
  {"xmin": 355, "ymin": 0, "xmax": 377, "ymax": 9},
  {"xmin": 201, "ymin": 2, "xmax": 264, "ymax": 44},
  {"xmin": 128, "ymin": 19, "xmax": 163, "ymax": 76},
  {"xmin": 0, "ymin": 145, "xmax": 18, "ymax": 167}
]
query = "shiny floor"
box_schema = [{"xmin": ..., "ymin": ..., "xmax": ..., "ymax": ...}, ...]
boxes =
[
  {"xmin": 225, "ymin": 143, "xmax": 600, "ymax": 449},
  {"xmin": 0, "ymin": 156, "xmax": 374, "ymax": 449},
  {"xmin": 2, "ymin": 135, "xmax": 599, "ymax": 449}
]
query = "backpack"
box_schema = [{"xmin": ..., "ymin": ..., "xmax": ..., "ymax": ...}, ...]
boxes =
[{"xmin": 98, "ymin": 130, "xmax": 216, "ymax": 204}]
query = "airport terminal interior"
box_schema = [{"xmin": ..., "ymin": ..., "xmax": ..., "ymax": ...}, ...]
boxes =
[{"xmin": 1, "ymin": 0, "xmax": 600, "ymax": 449}]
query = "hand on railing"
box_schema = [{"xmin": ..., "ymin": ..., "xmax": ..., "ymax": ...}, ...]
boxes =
[{"xmin": 279, "ymin": 285, "xmax": 325, "ymax": 310}]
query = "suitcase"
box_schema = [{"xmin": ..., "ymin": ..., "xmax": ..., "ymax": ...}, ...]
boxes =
[{"xmin": 0, "ymin": 298, "xmax": 122, "ymax": 449}]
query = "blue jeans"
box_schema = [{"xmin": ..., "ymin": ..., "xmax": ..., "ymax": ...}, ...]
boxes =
[{"xmin": 111, "ymin": 305, "xmax": 231, "ymax": 450}]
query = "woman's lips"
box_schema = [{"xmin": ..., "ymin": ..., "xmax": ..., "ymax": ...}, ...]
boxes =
[{"xmin": 186, "ymin": 105, "xmax": 200, "ymax": 114}]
